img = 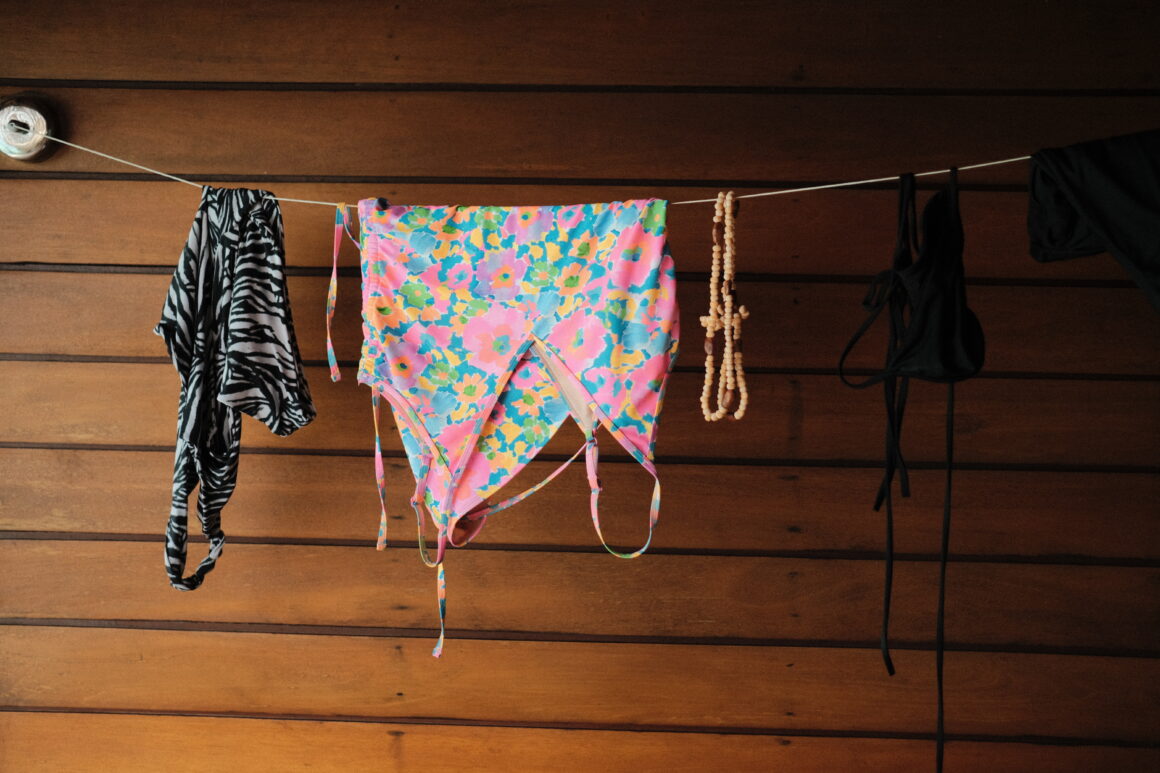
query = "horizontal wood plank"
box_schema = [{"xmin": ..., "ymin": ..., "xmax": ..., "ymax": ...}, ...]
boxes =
[
  {"xmin": 4, "ymin": 90, "xmax": 1160, "ymax": 182},
  {"xmin": 2, "ymin": 712, "xmax": 1157, "ymax": 773},
  {"xmin": 0, "ymin": 181, "xmax": 1135, "ymax": 282},
  {"xmin": 4, "ymin": 449, "xmax": 1156, "ymax": 560},
  {"xmin": 3, "ymin": 273, "xmax": 1157, "ymax": 375},
  {"xmin": 4, "ymin": 0, "xmax": 1157, "ymax": 89},
  {"xmin": 2, "ymin": 626, "xmax": 1157, "ymax": 741},
  {"xmin": 3, "ymin": 541, "xmax": 1156, "ymax": 651},
  {"xmin": 2, "ymin": 362, "xmax": 1156, "ymax": 466}
]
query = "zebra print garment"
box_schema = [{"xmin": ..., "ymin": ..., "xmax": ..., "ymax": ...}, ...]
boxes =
[{"xmin": 155, "ymin": 187, "xmax": 316, "ymax": 590}]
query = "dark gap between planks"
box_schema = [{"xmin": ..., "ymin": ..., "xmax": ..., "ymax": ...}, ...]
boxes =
[
  {"xmin": 2, "ymin": 705, "xmax": 1157, "ymax": 748},
  {"xmin": 2, "ymin": 76, "xmax": 1160, "ymax": 97},
  {"xmin": 4, "ymin": 530, "xmax": 1159, "ymax": 568},
  {"xmin": 1, "ymin": 617, "xmax": 1157, "ymax": 659}
]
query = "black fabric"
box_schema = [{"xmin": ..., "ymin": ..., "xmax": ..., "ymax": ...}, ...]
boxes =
[
  {"xmin": 1028, "ymin": 128, "xmax": 1160, "ymax": 310},
  {"xmin": 155, "ymin": 186, "xmax": 315, "ymax": 591},
  {"xmin": 839, "ymin": 169, "xmax": 984, "ymax": 773}
]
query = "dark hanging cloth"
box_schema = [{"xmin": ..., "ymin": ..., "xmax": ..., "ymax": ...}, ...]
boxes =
[
  {"xmin": 838, "ymin": 169, "xmax": 985, "ymax": 773},
  {"xmin": 1028, "ymin": 128, "xmax": 1160, "ymax": 311},
  {"xmin": 155, "ymin": 186, "xmax": 316, "ymax": 591}
]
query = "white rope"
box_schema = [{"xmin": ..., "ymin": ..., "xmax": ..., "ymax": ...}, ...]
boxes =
[
  {"xmin": 669, "ymin": 155, "xmax": 1032, "ymax": 205},
  {"xmin": 14, "ymin": 124, "xmax": 1030, "ymax": 209},
  {"xmin": 272, "ymin": 194, "xmax": 348, "ymax": 207},
  {"xmin": 42, "ymin": 135, "xmax": 203, "ymax": 189},
  {"xmin": 32, "ymin": 132, "xmax": 349, "ymax": 208}
]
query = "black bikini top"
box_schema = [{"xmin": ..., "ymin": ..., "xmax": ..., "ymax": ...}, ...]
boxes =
[{"xmin": 840, "ymin": 169, "xmax": 985, "ymax": 386}]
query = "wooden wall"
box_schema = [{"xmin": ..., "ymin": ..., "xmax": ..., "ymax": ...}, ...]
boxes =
[{"xmin": 2, "ymin": 2, "xmax": 1158, "ymax": 770}]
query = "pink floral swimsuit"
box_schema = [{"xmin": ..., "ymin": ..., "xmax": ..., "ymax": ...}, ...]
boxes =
[{"xmin": 328, "ymin": 198, "xmax": 680, "ymax": 655}]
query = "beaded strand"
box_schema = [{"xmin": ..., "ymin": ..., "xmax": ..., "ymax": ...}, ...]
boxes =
[{"xmin": 699, "ymin": 191, "xmax": 750, "ymax": 421}]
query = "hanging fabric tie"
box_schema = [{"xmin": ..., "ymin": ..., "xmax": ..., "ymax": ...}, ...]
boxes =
[
  {"xmin": 700, "ymin": 191, "xmax": 750, "ymax": 421},
  {"xmin": 326, "ymin": 203, "xmax": 360, "ymax": 382}
]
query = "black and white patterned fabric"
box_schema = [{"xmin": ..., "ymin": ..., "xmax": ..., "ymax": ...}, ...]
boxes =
[{"xmin": 154, "ymin": 186, "xmax": 316, "ymax": 590}]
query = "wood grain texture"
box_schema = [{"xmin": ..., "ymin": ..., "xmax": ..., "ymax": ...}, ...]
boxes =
[
  {"xmin": 4, "ymin": 0, "xmax": 1157, "ymax": 89},
  {"xmin": 4, "ymin": 90, "xmax": 1160, "ymax": 182},
  {"xmin": 3, "ymin": 3, "xmax": 1158, "ymax": 765},
  {"xmin": 0, "ymin": 181, "xmax": 1135, "ymax": 282},
  {"xmin": 2, "ymin": 362, "xmax": 1156, "ymax": 466},
  {"xmin": 4, "ymin": 449, "xmax": 1156, "ymax": 560},
  {"xmin": 2, "ymin": 713, "xmax": 1157, "ymax": 773},
  {"xmin": 3, "ymin": 541, "xmax": 1157, "ymax": 651},
  {"xmin": 3, "ymin": 626, "xmax": 1158, "ymax": 741},
  {"xmin": 3, "ymin": 272, "xmax": 1157, "ymax": 375}
]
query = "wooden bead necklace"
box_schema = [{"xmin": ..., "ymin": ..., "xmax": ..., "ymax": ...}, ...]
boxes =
[{"xmin": 699, "ymin": 191, "xmax": 749, "ymax": 421}]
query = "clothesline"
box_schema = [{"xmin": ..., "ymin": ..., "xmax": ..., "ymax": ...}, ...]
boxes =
[{"xmin": 12, "ymin": 123, "xmax": 1030, "ymax": 207}]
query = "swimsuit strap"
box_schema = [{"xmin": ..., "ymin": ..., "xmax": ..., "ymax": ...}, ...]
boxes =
[
  {"xmin": 410, "ymin": 458, "xmax": 444, "ymax": 657},
  {"xmin": 164, "ymin": 439, "xmax": 227, "ymax": 591},
  {"xmin": 325, "ymin": 204, "xmax": 346, "ymax": 381},
  {"xmin": 838, "ymin": 174, "xmax": 922, "ymax": 676},
  {"xmin": 432, "ymin": 561, "xmax": 446, "ymax": 658},
  {"xmin": 584, "ymin": 429, "xmax": 660, "ymax": 559},
  {"xmin": 446, "ymin": 439, "xmax": 591, "ymax": 547},
  {"xmin": 371, "ymin": 389, "xmax": 441, "ymax": 565},
  {"xmin": 441, "ymin": 421, "xmax": 660, "ymax": 561},
  {"xmin": 947, "ymin": 167, "xmax": 960, "ymax": 218},
  {"xmin": 933, "ymin": 171, "xmax": 959, "ymax": 773},
  {"xmin": 370, "ymin": 391, "xmax": 445, "ymax": 657},
  {"xmin": 411, "ymin": 458, "xmax": 440, "ymax": 569},
  {"xmin": 396, "ymin": 469, "xmax": 448, "ymax": 661},
  {"xmin": 371, "ymin": 393, "xmax": 390, "ymax": 549},
  {"xmin": 838, "ymin": 172, "xmax": 918, "ymax": 389},
  {"xmin": 895, "ymin": 172, "xmax": 918, "ymax": 270},
  {"xmin": 325, "ymin": 204, "xmax": 359, "ymax": 382},
  {"xmin": 874, "ymin": 175, "xmax": 920, "ymax": 675},
  {"xmin": 935, "ymin": 381, "xmax": 955, "ymax": 772},
  {"xmin": 837, "ymin": 267, "xmax": 900, "ymax": 389},
  {"xmin": 165, "ymin": 520, "xmax": 225, "ymax": 591}
]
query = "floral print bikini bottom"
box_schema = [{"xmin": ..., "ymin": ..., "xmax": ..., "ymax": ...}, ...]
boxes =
[{"xmin": 328, "ymin": 198, "xmax": 680, "ymax": 655}]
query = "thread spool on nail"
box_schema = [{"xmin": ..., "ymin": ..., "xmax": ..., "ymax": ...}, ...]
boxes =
[{"xmin": 0, "ymin": 94, "xmax": 59, "ymax": 162}]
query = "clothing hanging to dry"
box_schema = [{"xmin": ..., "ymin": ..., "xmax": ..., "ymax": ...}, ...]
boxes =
[
  {"xmin": 838, "ymin": 168, "xmax": 985, "ymax": 773},
  {"xmin": 155, "ymin": 186, "xmax": 316, "ymax": 590},
  {"xmin": 1028, "ymin": 127, "xmax": 1160, "ymax": 311}
]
